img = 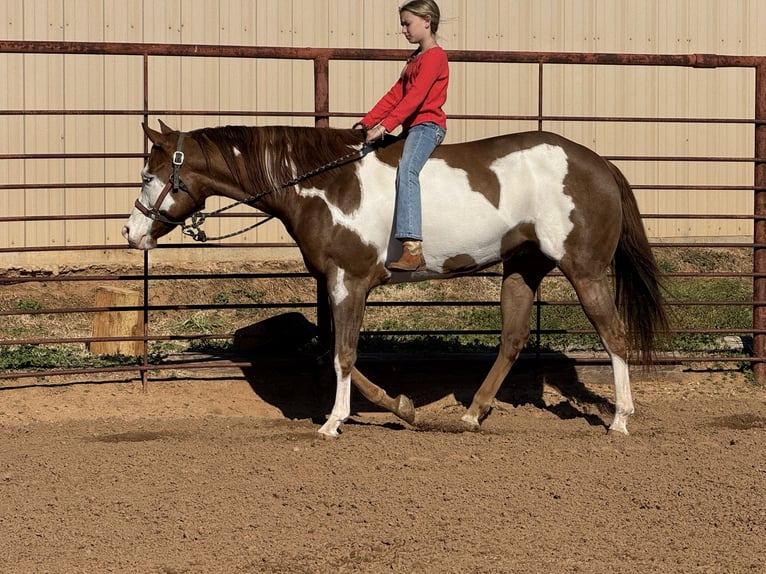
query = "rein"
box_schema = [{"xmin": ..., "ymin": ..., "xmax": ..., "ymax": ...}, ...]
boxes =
[
  {"xmin": 137, "ymin": 131, "xmax": 370, "ymax": 243},
  {"xmin": 182, "ymin": 142, "xmax": 370, "ymax": 242}
]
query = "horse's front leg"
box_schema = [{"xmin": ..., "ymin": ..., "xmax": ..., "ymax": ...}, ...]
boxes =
[
  {"xmin": 351, "ymin": 367, "xmax": 415, "ymax": 425},
  {"xmin": 317, "ymin": 269, "xmax": 415, "ymax": 437},
  {"xmin": 316, "ymin": 270, "xmax": 369, "ymax": 437},
  {"xmin": 318, "ymin": 353, "xmax": 356, "ymax": 438}
]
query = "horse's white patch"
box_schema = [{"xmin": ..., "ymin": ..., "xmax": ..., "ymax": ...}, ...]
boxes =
[
  {"xmin": 331, "ymin": 267, "xmax": 349, "ymax": 304},
  {"xmin": 233, "ymin": 146, "xmax": 242, "ymax": 157},
  {"xmin": 298, "ymin": 142, "xmax": 575, "ymax": 274},
  {"xmin": 601, "ymin": 339, "xmax": 633, "ymax": 434},
  {"xmin": 490, "ymin": 143, "xmax": 574, "ymax": 261},
  {"xmin": 318, "ymin": 355, "xmax": 351, "ymax": 437},
  {"xmin": 298, "ymin": 156, "xmax": 394, "ymax": 264}
]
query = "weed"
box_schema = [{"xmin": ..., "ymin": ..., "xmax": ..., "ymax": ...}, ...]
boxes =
[
  {"xmin": 664, "ymin": 275, "xmax": 750, "ymax": 352},
  {"xmin": 679, "ymin": 250, "xmax": 732, "ymax": 273},
  {"xmin": 148, "ymin": 341, "xmax": 186, "ymax": 358},
  {"xmin": 464, "ymin": 307, "xmax": 501, "ymax": 330},
  {"xmin": 188, "ymin": 339, "xmax": 233, "ymax": 353},
  {"xmin": 171, "ymin": 314, "xmax": 224, "ymax": 334},
  {"xmin": 656, "ymin": 258, "xmax": 679, "ymax": 274},
  {"xmin": 15, "ymin": 299, "xmax": 44, "ymax": 311},
  {"xmin": 232, "ymin": 288, "xmax": 266, "ymax": 303},
  {"xmin": 0, "ymin": 344, "xmax": 139, "ymax": 371}
]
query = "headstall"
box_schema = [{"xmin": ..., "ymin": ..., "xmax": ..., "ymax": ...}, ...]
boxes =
[{"xmin": 133, "ymin": 132, "xmax": 193, "ymax": 227}]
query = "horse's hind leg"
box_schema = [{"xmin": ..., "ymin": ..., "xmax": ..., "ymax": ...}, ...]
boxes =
[
  {"xmin": 568, "ymin": 274, "xmax": 633, "ymax": 434},
  {"xmin": 462, "ymin": 255, "xmax": 554, "ymax": 428}
]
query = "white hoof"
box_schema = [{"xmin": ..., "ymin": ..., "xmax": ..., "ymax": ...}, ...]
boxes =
[
  {"xmin": 461, "ymin": 413, "xmax": 480, "ymax": 429},
  {"xmin": 318, "ymin": 417, "xmax": 342, "ymax": 438},
  {"xmin": 608, "ymin": 419, "xmax": 630, "ymax": 435}
]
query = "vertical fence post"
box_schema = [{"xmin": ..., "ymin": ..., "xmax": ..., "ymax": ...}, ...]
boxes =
[
  {"xmin": 314, "ymin": 55, "xmax": 332, "ymax": 347},
  {"xmin": 141, "ymin": 52, "xmax": 150, "ymax": 390},
  {"xmin": 314, "ymin": 55, "xmax": 330, "ymax": 128},
  {"xmin": 753, "ymin": 62, "xmax": 766, "ymax": 383},
  {"xmin": 535, "ymin": 63, "xmax": 544, "ymax": 354}
]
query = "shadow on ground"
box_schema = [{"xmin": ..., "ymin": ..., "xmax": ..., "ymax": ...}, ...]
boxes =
[{"xmin": 231, "ymin": 312, "xmax": 615, "ymax": 429}]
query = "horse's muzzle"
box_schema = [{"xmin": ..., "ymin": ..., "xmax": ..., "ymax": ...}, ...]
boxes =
[{"xmin": 122, "ymin": 225, "xmax": 156, "ymax": 250}]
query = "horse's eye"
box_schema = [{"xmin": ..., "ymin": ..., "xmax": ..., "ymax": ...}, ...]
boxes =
[{"xmin": 142, "ymin": 175, "xmax": 154, "ymax": 185}]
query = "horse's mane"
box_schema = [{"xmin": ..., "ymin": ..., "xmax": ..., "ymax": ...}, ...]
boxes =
[{"xmin": 191, "ymin": 125, "xmax": 365, "ymax": 195}]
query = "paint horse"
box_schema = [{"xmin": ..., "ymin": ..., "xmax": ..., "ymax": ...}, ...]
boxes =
[{"xmin": 123, "ymin": 121, "xmax": 667, "ymax": 437}]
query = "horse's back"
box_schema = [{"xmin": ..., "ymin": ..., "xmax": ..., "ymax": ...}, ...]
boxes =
[
  {"xmin": 432, "ymin": 130, "xmax": 621, "ymax": 207},
  {"xmin": 408, "ymin": 131, "xmax": 620, "ymax": 269},
  {"xmin": 435, "ymin": 130, "xmax": 609, "ymax": 171}
]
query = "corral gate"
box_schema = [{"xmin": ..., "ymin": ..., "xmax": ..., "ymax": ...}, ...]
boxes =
[{"xmin": 1, "ymin": 41, "xmax": 765, "ymax": 383}]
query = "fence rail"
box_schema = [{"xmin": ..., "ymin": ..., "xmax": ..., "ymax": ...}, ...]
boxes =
[{"xmin": 1, "ymin": 40, "xmax": 765, "ymax": 384}]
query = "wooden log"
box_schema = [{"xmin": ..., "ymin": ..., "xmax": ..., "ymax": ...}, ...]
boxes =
[{"xmin": 90, "ymin": 286, "xmax": 143, "ymax": 356}]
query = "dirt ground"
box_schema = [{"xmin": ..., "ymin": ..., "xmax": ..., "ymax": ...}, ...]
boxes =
[{"xmin": 1, "ymin": 355, "xmax": 764, "ymax": 574}]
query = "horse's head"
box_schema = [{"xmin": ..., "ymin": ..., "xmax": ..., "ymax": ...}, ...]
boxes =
[{"xmin": 122, "ymin": 121, "xmax": 206, "ymax": 250}]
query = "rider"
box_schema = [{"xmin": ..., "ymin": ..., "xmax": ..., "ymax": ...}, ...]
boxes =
[{"xmin": 356, "ymin": 0, "xmax": 449, "ymax": 272}]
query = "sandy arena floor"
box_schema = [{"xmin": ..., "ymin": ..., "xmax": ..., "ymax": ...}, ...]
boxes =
[{"xmin": 1, "ymin": 357, "xmax": 764, "ymax": 573}]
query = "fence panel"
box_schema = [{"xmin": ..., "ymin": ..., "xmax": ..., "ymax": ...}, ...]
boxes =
[{"xmin": 0, "ymin": 41, "xmax": 764, "ymax": 385}]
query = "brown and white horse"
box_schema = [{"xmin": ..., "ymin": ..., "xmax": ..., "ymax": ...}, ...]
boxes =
[{"xmin": 123, "ymin": 121, "xmax": 667, "ymax": 437}]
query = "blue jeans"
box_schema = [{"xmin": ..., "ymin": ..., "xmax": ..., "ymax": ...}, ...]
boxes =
[{"xmin": 394, "ymin": 122, "xmax": 446, "ymax": 241}]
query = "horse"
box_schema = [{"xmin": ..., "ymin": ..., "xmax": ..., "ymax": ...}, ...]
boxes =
[{"xmin": 123, "ymin": 121, "xmax": 667, "ymax": 437}]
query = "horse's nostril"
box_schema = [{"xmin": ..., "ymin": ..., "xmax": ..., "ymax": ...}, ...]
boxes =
[{"xmin": 121, "ymin": 226, "xmax": 130, "ymax": 240}]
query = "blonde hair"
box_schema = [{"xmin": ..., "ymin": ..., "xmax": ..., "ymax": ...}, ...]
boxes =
[{"xmin": 399, "ymin": 0, "xmax": 441, "ymax": 34}]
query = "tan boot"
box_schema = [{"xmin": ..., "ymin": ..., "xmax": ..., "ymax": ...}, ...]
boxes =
[{"xmin": 388, "ymin": 240, "xmax": 426, "ymax": 272}]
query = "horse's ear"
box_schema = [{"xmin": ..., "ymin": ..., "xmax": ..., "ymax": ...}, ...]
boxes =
[
  {"xmin": 142, "ymin": 122, "xmax": 165, "ymax": 147},
  {"xmin": 158, "ymin": 119, "xmax": 175, "ymax": 135}
]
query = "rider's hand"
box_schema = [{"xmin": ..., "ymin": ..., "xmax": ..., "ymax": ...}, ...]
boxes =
[{"xmin": 365, "ymin": 124, "xmax": 386, "ymax": 144}]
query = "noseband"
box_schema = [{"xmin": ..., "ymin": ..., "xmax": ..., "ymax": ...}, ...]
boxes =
[{"xmin": 133, "ymin": 132, "xmax": 196, "ymax": 227}]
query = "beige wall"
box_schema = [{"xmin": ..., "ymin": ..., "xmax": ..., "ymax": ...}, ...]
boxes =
[{"xmin": 1, "ymin": 0, "xmax": 764, "ymax": 266}]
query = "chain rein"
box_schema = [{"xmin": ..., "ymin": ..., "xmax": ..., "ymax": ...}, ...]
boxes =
[{"xmin": 180, "ymin": 145, "xmax": 369, "ymax": 243}]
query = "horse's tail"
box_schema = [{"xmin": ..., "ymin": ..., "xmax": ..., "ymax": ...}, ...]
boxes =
[{"xmin": 607, "ymin": 161, "xmax": 669, "ymax": 365}]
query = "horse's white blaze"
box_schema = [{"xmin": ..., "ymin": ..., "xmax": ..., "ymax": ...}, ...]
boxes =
[
  {"xmin": 318, "ymin": 355, "xmax": 351, "ymax": 437},
  {"xmin": 122, "ymin": 165, "xmax": 176, "ymax": 250},
  {"xmin": 303, "ymin": 144, "xmax": 574, "ymax": 273}
]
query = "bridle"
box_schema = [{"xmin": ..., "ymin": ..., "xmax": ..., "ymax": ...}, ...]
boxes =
[
  {"xmin": 133, "ymin": 132, "xmax": 198, "ymax": 227},
  {"xmin": 134, "ymin": 130, "xmax": 371, "ymax": 243}
]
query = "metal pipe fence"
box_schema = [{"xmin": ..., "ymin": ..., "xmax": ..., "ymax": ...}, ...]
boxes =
[{"xmin": 0, "ymin": 41, "xmax": 764, "ymax": 384}]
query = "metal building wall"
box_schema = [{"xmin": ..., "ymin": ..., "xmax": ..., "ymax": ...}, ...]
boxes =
[{"xmin": 1, "ymin": 0, "xmax": 764, "ymax": 264}]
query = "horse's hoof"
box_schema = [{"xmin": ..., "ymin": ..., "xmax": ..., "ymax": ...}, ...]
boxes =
[
  {"xmin": 394, "ymin": 394, "xmax": 416, "ymax": 425},
  {"xmin": 607, "ymin": 424, "xmax": 630, "ymax": 436},
  {"xmin": 317, "ymin": 419, "xmax": 342, "ymax": 438},
  {"xmin": 460, "ymin": 413, "xmax": 480, "ymax": 430},
  {"xmin": 608, "ymin": 415, "xmax": 631, "ymax": 435}
]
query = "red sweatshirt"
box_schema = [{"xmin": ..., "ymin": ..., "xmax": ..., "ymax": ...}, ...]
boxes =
[{"xmin": 361, "ymin": 46, "xmax": 449, "ymax": 134}]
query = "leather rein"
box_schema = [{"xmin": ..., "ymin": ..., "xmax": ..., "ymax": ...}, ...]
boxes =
[{"xmin": 135, "ymin": 131, "xmax": 369, "ymax": 243}]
